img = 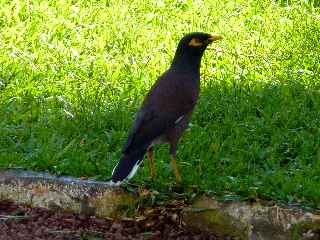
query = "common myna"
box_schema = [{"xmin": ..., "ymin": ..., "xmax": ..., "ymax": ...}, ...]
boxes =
[{"xmin": 110, "ymin": 32, "xmax": 222, "ymax": 185}]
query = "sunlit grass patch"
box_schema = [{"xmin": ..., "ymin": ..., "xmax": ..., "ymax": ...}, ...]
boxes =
[{"xmin": 0, "ymin": 0, "xmax": 319, "ymax": 208}]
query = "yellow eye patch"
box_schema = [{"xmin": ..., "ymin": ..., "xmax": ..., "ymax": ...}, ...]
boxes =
[{"xmin": 188, "ymin": 38, "xmax": 203, "ymax": 47}]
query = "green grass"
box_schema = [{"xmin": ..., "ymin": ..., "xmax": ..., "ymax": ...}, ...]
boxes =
[{"xmin": 0, "ymin": 0, "xmax": 320, "ymax": 208}]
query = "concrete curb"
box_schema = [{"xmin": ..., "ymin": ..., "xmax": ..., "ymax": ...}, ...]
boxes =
[
  {"xmin": 183, "ymin": 195, "xmax": 320, "ymax": 240},
  {"xmin": 0, "ymin": 169, "xmax": 135, "ymax": 218}
]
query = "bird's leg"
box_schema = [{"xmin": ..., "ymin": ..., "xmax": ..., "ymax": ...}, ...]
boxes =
[
  {"xmin": 147, "ymin": 146, "xmax": 156, "ymax": 179},
  {"xmin": 169, "ymin": 145, "xmax": 182, "ymax": 185},
  {"xmin": 170, "ymin": 155, "xmax": 182, "ymax": 184}
]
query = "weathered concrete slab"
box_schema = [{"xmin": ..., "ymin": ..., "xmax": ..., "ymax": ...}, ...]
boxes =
[{"xmin": 0, "ymin": 169, "xmax": 135, "ymax": 218}]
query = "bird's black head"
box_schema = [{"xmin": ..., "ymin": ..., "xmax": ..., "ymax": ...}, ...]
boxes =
[
  {"xmin": 178, "ymin": 32, "xmax": 222, "ymax": 54},
  {"xmin": 171, "ymin": 32, "xmax": 223, "ymax": 73}
]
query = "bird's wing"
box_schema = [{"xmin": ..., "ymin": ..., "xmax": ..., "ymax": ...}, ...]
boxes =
[
  {"xmin": 122, "ymin": 108, "xmax": 155, "ymax": 153},
  {"xmin": 122, "ymin": 107, "xmax": 183, "ymax": 154},
  {"xmin": 112, "ymin": 69, "xmax": 200, "ymax": 184},
  {"xmin": 122, "ymin": 71, "xmax": 197, "ymax": 154}
]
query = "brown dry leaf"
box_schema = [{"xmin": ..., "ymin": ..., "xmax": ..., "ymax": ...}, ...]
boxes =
[
  {"xmin": 138, "ymin": 188, "xmax": 152, "ymax": 197},
  {"xmin": 32, "ymin": 184, "xmax": 49, "ymax": 195},
  {"xmin": 135, "ymin": 215, "xmax": 147, "ymax": 222}
]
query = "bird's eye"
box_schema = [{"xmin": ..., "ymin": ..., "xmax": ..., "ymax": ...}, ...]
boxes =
[{"xmin": 188, "ymin": 38, "xmax": 203, "ymax": 47}]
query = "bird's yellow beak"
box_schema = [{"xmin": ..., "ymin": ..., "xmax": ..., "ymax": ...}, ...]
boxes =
[{"xmin": 208, "ymin": 34, "xmax": 223, "ymax": 42}]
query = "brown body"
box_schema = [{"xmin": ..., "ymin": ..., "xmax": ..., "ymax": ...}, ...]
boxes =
[{"xmin": 123, "ymin": 70, "xmax": 200, "ymax": 156}]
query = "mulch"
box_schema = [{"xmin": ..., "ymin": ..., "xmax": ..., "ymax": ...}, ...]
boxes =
[{"xmin": 0, "ymin": 200, "xmax": 222, "ymax": 240}]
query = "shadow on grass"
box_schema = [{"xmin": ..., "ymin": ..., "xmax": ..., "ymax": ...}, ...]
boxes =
[
  {"xmin": 179, "ymin": 78, "xmax": 320, "ymax": 208},
  {"xmin": 1, "ymin": 63, "xmax": 320, "ymax": 210}
]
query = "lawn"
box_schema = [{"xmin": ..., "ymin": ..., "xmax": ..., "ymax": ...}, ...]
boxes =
[{"xmin": 0, "ymin": 0, "xmax": 319, "ymax": 209}]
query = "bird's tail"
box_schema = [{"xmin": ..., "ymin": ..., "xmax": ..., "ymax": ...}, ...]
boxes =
[{"xmin": 110, "ymin": 146, "xmax": 148, "ymax": 185}]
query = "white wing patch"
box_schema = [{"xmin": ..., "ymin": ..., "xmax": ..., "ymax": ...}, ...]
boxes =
[{"xmin": 175, "ymin": 115, "xmax": 184, "ymax": 124}]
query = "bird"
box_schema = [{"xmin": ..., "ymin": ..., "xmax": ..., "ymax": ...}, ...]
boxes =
[{"xmin": 110, "ymin": 32, "xmax": 223, "ymax": 186}]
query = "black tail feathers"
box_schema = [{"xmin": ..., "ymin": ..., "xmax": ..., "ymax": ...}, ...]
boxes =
[{"xmin": 111, "ymin": 146, "xmax": 148, "ymax": 185}]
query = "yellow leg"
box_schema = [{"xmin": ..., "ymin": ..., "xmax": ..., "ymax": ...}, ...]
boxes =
[
  {"xmin": 147, "ymin": 149, "xmax": 156, "ymax": 179},
  {"xmin": 170, "ymin": 155, "xmax": 181, "ymax": 184}
]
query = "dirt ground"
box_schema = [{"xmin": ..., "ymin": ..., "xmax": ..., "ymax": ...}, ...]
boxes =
[{"xmin": 0, "ymin": 200, "xmax": 222, "ymax": 240}]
